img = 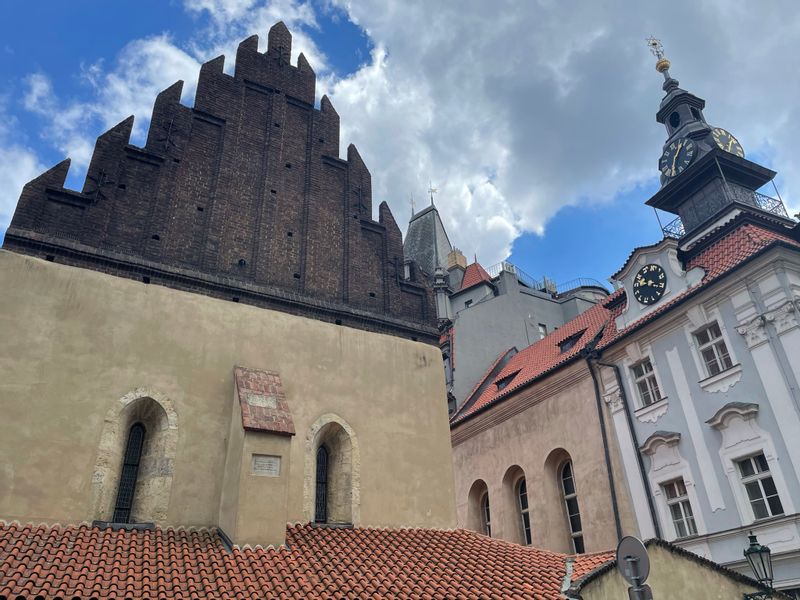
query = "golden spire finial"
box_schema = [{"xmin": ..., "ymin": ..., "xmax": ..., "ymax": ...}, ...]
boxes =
[{"xmin": 646, "ymin": 36, "xmax": 671, "ymax": 74}]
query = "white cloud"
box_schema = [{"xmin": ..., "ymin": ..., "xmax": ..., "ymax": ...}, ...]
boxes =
[{"xmin": 323, "ymin": 0, "xmax": 800, "ymax": 264}]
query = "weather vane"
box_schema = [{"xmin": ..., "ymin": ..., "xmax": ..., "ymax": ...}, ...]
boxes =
[
  {"xmin": 646, "ymin": 36, "xmax": 664, "ymax": 60},
  {"xmin": 646, "ymin": 36, "xmax": 671, "ymax": 75},
  {"xmin": 428, "ymin": 182, "xmax": 438, "ymax": 205}
]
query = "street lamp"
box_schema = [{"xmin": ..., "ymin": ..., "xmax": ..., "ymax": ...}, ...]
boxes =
[{"xmin": 744, "ymin": 532, "xmax": 774, "ymax": 600}]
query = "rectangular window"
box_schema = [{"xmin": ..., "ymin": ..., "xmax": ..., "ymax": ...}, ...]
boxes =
[
  {"xmin": 694, "ymin": 322, "xmax": 733, "ymax": 377},
  {"xmin": 538, "ymin": 323, "xmax": 548, "ymax": 339},
  {"xmin": 736, "ymin": 453, "xmax": 784, "ymax": 520},
  {"xmin": 661, "ymin": 478, "xmax": 697, "ymax": 538},
  {"xmin": 631, "ymin": 359, "xmax": 663, "ymax": 407}
]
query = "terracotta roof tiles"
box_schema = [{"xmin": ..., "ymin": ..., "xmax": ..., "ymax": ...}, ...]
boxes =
[
  {"xmin": 0, "ymin": 521, "xmax": 615, "ymax": 599},
  {"xmin": 458, "ymin": 261, "xmax": 493, "ymax": 292}
]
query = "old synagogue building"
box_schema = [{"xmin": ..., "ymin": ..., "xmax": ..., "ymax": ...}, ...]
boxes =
[{"xmin": 0, "ymin": 21, "xmax": 790, "ymax": 600}]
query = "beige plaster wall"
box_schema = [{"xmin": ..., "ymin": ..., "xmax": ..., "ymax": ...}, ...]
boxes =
[
  {"xmin": 0, "ymin": 251, "xmax": 456, "ymax": 539},
  {"xmin": 582, "ymin": 544, "xmax": 762, "ymax": 599},
  {"xmin": 451, "ymin": 362, "xmax": 638, "ymax": 554}
]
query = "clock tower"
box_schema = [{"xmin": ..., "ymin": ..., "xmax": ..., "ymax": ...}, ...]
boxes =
[{"xmin": 644, "ymin": 38, "xmax": 794, "ymax": 248}]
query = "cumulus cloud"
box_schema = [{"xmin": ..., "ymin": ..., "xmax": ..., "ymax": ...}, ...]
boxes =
[
  {"xmin": 14, "ymin": 0, "xmax": 800, "ymax": 262},
  {"xmin": 325, "ymin": 0, "xmax": 800, "ymax": 263}
]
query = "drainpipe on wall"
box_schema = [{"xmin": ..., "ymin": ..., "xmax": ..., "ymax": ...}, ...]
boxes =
[
  {"xmin": 584, "ymin": 354, "xmax": 623, "ymax": 542},
  {"xmin": 594, "ymin": 359, "xmax": 662, "ymax": 540}
]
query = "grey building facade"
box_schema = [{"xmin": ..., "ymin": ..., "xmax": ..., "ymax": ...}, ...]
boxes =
[{"xmin": 402, "ymin": 202, "xmax": 608, "ymax": 412}]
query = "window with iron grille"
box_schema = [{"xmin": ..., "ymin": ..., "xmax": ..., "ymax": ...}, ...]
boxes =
[
  {"xmin": 112, "ymin": 423, "xmax": 146, "ymax": 523},
  {"xmin": 737, "ymin": 453, "xmax": 784, "ymax": 520},
  {"xmin": 560, "ymin": 461, "xmax": 584, "ymax": 553},
  {"xmin": 480, "ymin": 492, "xmax": 491, "ymax": 537},
  {"xmin": 662, "ymin": 478, "xmax": 697, "ymax": 538},
  {"xmin": 314, "ymin": 446, "xmax": 329, "ymax": 523},
  {"xmin": 694, "ymin": 322, "xmax": 733, "ymax": 377},
  {"xmin": 517, "ymin": 478, "xmax": 532, "ymax": 545},
  {"xmin": 631, "ymin": 359, "xmax": 662, "ymax": 407}
]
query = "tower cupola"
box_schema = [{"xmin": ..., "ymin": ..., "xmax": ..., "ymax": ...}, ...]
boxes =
[{"xmin": 643, "ymin": 38, "xmax": 793, "ymax": 246}]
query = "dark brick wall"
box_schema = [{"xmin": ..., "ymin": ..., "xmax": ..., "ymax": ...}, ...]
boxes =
[{"xmin": 4, "ymin": 21, "xmax": 436, "ymax": 343}]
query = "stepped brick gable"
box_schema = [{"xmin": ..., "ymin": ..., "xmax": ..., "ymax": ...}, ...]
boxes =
[{"xmin": 4, "ymin": 22, "xmax": 435, "ymax": 342}]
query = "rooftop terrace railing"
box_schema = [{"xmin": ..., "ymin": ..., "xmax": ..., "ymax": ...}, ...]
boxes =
[{"xmin": 485, "ymin": 261, "xmax": 609, "ymax": 295}]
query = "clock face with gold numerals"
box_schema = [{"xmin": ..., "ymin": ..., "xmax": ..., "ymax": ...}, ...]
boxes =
[
  {"xmin": 633, "ymin": 264, "xmax": 667, "ymax": 305},
  {"xmin": 711, "ymin": 127, "xmax": 745, "ymax": 158},
  {"xmin": 659, "ymin": 137, "xmax": 695, "ymax": 179}
]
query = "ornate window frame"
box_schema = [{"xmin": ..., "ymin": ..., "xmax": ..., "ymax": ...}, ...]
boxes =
[
  {"xmin": 640, "ymin": 431, "xmax": 707, "ymax": 542},
  {"xmin": 683, "ymin": 305, "xmax": 742, "ymax": 393},
  {"xmin": 621, "ymin": 342, "xmax": 669, "ymax": 423},
  {"xmin": 706, "ymin": 403, "xmax": 795, "ymax": 524}
]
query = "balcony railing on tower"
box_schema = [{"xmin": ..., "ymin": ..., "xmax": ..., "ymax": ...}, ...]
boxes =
[{"xmin": 660, "ymin": 190, "xmax": 792, "ymax": 239}]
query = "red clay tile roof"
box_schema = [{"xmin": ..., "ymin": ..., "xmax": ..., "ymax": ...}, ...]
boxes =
[
  {"xmin": 571, "ymin": 550, "xmax": 620, "ymax": 579},
  {"xmin": 0, "ymin": 521, "xmax": 614, "ymax": 599},
  {"xmin": 451, "ymin": 221, "xmax": 800, "ymax": 425},
  {"xmin": 451, "ymin": 300, "xmax": 609, "ymax": 423},
  {"xmin": 458, "ymin": 261, "xmax": 493, "ymax": 292}
]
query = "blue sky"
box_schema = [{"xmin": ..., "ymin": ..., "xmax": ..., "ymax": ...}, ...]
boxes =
[{"xmin": 1, "ymin": 1, "xmax": 797, "ymax": 288}]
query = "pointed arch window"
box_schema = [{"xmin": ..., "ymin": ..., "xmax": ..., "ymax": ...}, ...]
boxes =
[
  {"xmin": 314, "ymin": 446, "xmax": 329, "ymax": 523},
  {"xmin": 113, "ymin": 423, "xmax": 146, "ymax": 523},
  {"xmin": 480, "ymin": 491, "xmax": 491, "ymax": 536},
  {"xmin": 517, "ymin": 477, "xmax": 532, "ymax": 545},
  {"xmin": 560, "ymin": 461, "xmax": 584, "ymax": 553}
]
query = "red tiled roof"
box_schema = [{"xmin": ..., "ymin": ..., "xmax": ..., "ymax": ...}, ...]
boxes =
[
  {"xmin": 571, "ymin": 550, "xmax": 620, "ymax": 579},
  {"xmin": 0, "ymin": 521, "xmax": 614, "ymax": 599},
  {"xmin": 451, "ymin": 300, "xmax": 610, "ymax": 423},
  {"xmin": 458, "ymin": 261, "xmax": 493, "ymax": 292},
  {"xmin": 451, "ymin": 222, "xmax": 800, "ymax": 425}
]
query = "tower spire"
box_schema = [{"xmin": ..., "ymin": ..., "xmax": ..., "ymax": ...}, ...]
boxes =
[
  {"xmin": 646, "ymin": 36, "xmax": 678, "ymax": 92},
  {"xmin": 428, "ymin": 182, "xmax": 438, "ymax": 206}
]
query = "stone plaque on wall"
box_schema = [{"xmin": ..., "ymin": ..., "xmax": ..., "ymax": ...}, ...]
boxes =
[
  {"xmin": 252, "ymin": 454, "xmax": 281, "ymax": 477},
  {"xmin": 246, "ymin": 392, "xmax": 277, "ymax": 409}
]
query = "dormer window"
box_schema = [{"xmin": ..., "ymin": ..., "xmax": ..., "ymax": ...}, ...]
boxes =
[
  {"xmin": 558, "ymin": 330, "xmax": 585, "ymax": 354},
  {"xmin": 495, "ymin": 370, "xmax": 520, "ymax": 392}
]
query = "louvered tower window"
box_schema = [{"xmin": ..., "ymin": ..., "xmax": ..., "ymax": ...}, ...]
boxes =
[
  {"xmin": 113, "ymin": 423, "xmax": 146, "ymax": 523},
  {"xmin": 315, "ymin": 446, "xmax": 329, "ymax": 523}
]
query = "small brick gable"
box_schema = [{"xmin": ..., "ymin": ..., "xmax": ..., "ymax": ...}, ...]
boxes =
[{"xmin": 234, "ymin": 366, "xmax": 295, "ymax": 436}]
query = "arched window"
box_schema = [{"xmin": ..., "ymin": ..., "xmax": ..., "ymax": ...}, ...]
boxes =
[
  {"xmin": 314, "ymin": 445, "xmax": 329, "ymax": 523},
  {"xmin": 112, "ymin": 423, "xmax": 146, "ymax": 523},
  {"xmin": 517, "ymin": 477, "xmax": 532, "ymax": 545},
  {"xmin": 480, "ymin": 491, "xmax": 491, "ymax": 536},
  {"xmin": 560, "ymin": 461, "xmax": 584, "ymax": 553}
]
